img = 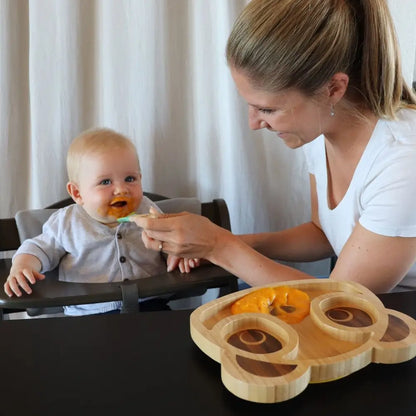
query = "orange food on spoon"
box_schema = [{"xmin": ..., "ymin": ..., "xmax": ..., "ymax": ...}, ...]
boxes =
[{"xmin": 231, "ymin": 286, "xmax": 310, "ymax": 324}]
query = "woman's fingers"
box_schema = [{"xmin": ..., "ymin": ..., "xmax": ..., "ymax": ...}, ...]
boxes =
[
  {"xmin": 137, "ymin": 212, "xmax": 221, "ymax": 260},
  {"xmin": 131, "ymin": 211, "xmax": 187, "ymax": 231},
  {"xmin": 141, "ymin": 230, "xmax": 165, "ymax": 252}
]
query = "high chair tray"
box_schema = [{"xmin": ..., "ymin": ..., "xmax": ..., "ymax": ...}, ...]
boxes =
[{"xmin": 190, "ymin": 279, "xmax": 416, "ymax": 403}]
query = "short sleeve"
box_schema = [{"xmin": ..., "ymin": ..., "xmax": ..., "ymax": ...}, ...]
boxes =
[{"xmin": 359, "ymin": 144, "xmax": 416, "ymax": 237}]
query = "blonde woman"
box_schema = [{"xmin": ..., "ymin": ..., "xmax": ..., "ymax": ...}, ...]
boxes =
[{"xmin": 134, "ymin": 0, "xmax": 416, "ymax": 294}]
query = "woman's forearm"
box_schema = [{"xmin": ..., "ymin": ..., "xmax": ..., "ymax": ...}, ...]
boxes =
[
  {"xmin": 237, "ymin": 221, "xmax": 334, "ymax": 262},
  {"xmin": 208, "ymin": 228, "xmax": 317, "ymax": 286}
]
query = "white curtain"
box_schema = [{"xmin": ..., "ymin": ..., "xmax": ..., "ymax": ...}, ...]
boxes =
[{"xmin": 1, "ymin": 0, "xmax": 416, "ymax": 275}]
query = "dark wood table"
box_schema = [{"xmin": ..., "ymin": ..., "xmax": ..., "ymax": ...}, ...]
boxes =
[{"xmin": 0, "ymin": 290, "xmax": 415, "ymax": 416}]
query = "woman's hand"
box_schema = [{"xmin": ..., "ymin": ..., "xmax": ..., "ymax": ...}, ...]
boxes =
[
  {"xmin": 130, "ymin": 209, "xmax": 226, "ymax": 261},
  {"xmin": 130, "ymin": 208, "xmax": 314, "ymax": 287}
]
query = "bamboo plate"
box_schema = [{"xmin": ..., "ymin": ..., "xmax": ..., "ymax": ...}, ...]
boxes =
[{"xmin": 190, "ymin": 280, "xmax": 416, "ymax": 403}]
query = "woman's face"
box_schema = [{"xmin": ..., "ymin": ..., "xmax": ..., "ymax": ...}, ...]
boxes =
[{"xmin": 230, "ymin": 68, "xmax": 331, "ymax": 149}]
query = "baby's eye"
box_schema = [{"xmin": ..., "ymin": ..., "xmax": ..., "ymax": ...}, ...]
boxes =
[
  {"xmin": 125, "ymin": 176, "xmax": 136, "ymax": 183},
  {"xmin": 100, "ymin": 179, "xmax": 111, "ymax": 185}
]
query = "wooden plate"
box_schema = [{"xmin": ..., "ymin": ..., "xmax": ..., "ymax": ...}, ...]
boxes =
[{"xmin": 190, "ymin": 280, "xmax": 416, "ymax": 403}]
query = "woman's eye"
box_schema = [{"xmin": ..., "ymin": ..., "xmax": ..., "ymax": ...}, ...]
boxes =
[
  {"xmin": 259, "ymin": 108, "xmax": 274, "ymax": 114},
  {"xmin": 125, "ymin": 176, "xmax": 136, "ymax": 183},
  {"xmin": 100, "ymin": 179, "xmax": 111, "ymax": 185}
]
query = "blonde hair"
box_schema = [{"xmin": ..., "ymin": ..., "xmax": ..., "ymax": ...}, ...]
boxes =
[
  {"xmin": 67, "ymin": 128, "xmax": 140, "ymax": 183},
  {"xmin": 226, "ymin": 0, "xmax": 416, "ymax": 119}
]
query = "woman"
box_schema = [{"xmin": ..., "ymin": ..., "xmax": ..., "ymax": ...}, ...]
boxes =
[{"xmin": 134, "ymin": 0, "xmax": 416, "ymax": 294}]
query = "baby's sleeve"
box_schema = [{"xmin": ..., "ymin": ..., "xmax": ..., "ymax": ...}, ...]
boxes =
[{"xmin": 13, "ymin": 211, "xmax": 66, "ymax": 272}]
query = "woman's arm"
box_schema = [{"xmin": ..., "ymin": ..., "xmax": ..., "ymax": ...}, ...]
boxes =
[
  {"xmin": 133, "ymin": 175, "xmax": 334, "ymax": 287},
  {"xmin": 239, "ymin": 174, "xmax": 334, "ymax": 261},
  {"xmin": 238, "ymin": 221, "xmax": 334, "ymax": 262},
  {"xmin": 137, "ymin": 214, "xmax": 315, "ymax": 286},
  {"xmin": 330, "ymin": 223, "xmax": 416, "ymax": 293}
]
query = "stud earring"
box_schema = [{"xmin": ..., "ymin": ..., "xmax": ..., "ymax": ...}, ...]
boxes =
[{"xmin": 330, "ymin": 104, "xmax": 335, "ymax": 117}]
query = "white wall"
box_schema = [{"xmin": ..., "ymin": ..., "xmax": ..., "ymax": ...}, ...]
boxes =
[{"xmin": 388, "ymin": 0, "xmax": 416, "ymax": 86}]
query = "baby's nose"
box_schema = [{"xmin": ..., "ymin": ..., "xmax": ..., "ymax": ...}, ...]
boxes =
[{"xmin": 113, "ymin": 183, "xmax": 128, "ymax": 194}]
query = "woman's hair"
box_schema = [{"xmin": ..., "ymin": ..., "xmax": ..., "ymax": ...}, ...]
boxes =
[
  {"xmin": 226, "ymin": 0, "xmax": 416, "ymax": 119},
  {"xmin": 67, "ymin": 128, "xmax": 140, "ymax": 183}
]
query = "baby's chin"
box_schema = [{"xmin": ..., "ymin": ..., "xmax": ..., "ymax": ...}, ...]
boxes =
[
  {"xmin": 83, "ymin": 209, "xmax": 126, "ymax": 226},
  {"xmin": 99, "ymin": 211, "xmax": 133, "ymax": 226},
  {"xmin": 88, "ymin": 213, "xmax": 119, "ymax": 226}
]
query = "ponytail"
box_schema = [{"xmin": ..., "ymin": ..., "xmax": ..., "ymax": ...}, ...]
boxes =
[{"xmin": 352, "ymin": 0, "xmax": 416, "ymax": 118}]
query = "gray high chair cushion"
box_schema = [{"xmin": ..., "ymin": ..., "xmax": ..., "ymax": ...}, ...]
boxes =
[
  {"xmin": 156, "ymin": 197, "xmax": 201, "ymax": 216},
  {"xmin": 15, "ymin": 197, "xmax": 201, "ymax": 241},
  {"xmin": 15, "ymin": 209, "xmax": 58, "ymax": 241}
]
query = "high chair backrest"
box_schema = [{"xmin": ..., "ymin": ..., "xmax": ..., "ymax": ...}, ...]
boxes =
[{"xmin": 15, "ymin": 197, "xmax": 203, "ymax": 241}]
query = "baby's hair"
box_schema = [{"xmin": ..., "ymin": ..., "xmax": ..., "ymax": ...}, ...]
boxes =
[
  {"xmin": 226, "ymin": 0, "xmax": 416, "ymax": 119},
  {"xmin": 67, "ymin": 128, "xmax": 141, "ymax": 183}
]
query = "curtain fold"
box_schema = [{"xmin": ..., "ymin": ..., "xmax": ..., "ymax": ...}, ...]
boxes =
[{"xmin": 1, "ymin": 0, "xmax": 415, "ymax": 275}]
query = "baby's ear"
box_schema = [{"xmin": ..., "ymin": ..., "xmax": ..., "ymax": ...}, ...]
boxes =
[{"xmin": 66, "ymin": 182, "xmax": 83, "ymax": 205}]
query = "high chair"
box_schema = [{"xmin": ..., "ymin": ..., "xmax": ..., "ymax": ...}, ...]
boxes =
[{"xmin": 0, "ymin": 193, "xmax": 238, "ymax": 319}]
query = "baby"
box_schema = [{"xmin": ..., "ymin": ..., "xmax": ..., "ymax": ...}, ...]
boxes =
[{"xmin": 4, "ymin": 128, "xmax": 193, "ymax": 315}]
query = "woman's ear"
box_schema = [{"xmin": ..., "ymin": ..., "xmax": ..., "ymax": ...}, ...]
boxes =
[
  {"xmin": 67, "ymin": 182, "xmax": 83, "ymax": 205},
  {"xmin": 328, "ymin": 72, "xmax": 349, "ymax": 103}
]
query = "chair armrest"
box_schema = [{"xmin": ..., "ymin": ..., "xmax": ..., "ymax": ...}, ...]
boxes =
[
  {"xmin": 0, "ymin": 260, "xmax": 123, "ymax": 309},
  {"xmin": 0, "ymin": 259, "xmax": 237, "ymax": 311},
  {"xmin": 136, "ymin": 265, "xmax": 238, "ymax": 298}
]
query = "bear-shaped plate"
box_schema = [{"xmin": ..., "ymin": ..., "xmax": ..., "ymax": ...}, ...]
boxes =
[{"xmin": 190, "ymin": 280, "xmax": 416, "ymax": 403}]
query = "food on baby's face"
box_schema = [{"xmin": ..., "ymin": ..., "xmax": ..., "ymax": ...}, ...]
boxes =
[
  {"xmin": 231, "ymin": 286, "xmax": 310, "ymax": 324},
  {"xmin": 106, "ymin": 197, "xmax": 137, "ymax": 219}
]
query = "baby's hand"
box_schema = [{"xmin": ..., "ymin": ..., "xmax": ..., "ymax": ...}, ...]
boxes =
[
  {"xmin": 4, "ymin": 256, "xmax": 45, "ymax": 297},
  {"xmin": 167, "ymin": 255, "xmax": 200, "ymax": 274}
]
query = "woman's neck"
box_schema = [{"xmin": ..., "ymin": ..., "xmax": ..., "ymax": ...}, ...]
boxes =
[
  {"xmin": 324, "ymin": 108, "xmax": 378, "ymax": 153},
  {"xmin": 324, "ymin": 108, "xmax": 378, "ymax": 209}
]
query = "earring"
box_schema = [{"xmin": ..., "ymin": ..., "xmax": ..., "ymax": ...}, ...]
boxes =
[{"xmin": 330, "ymin": 104, "xmax": 335, "ymax": 117}]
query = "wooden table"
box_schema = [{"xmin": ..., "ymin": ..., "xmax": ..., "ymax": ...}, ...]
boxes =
[{"xmin": 0, "ymin": 290, "xmax": 415, "ymax": 416}]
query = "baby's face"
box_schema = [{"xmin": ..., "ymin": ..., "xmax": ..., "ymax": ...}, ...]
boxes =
[{"xmin": 75, "ymin": 147, "xmax": 143, "ymax": 225}]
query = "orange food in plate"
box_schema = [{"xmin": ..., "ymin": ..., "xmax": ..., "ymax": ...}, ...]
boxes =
[{"xmin": 231, "ymin": 286, "xmax": 310, "ymax": 324}]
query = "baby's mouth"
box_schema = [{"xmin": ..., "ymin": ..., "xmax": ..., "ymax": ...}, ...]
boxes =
[
  {"xmin": 110, "ymin": 197, "xmax": 128, "ymax": 208},
  {"xmin": 106, "ymin": 196, "xmax": 135, "ymax": 220}
]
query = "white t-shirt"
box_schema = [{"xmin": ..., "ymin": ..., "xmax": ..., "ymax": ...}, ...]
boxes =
[{"xmin": 303, "ymin": 108, "xmax": 416, "ymax": 289}]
